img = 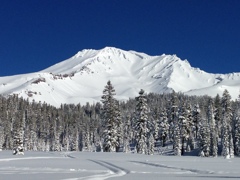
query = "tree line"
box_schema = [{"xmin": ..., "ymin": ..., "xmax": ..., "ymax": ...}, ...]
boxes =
[{"xmin": 0, "ymin": 80, "xmax": 240, "ymax": 158}]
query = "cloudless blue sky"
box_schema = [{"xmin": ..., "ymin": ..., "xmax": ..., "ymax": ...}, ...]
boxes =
[{"xmin": 0, "ymin": 0, "xmax": 240, "ymax": 76}]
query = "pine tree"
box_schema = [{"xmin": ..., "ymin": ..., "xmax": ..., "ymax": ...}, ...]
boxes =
[
  {"xmin": 178, "ymin": 102, "xmax": 190, "ymax": 155},
  {"xmin": 12, "ymin": 111, "xmax": 25, "ymax": 155},
  {"xmin": 81, "ymin": 103, "xmax": 93, "ymax": 151},
  {"xmin": 151, "ymin": 107, "xmax": 160, "ymax": 142},
  {"xmin": 101, "ymin": 81, "xmax": 121, "ymax": 152},
  {"xmin": 199, "ymin": 118, "xmax": 210, "ymax": 157},
  {"xmin": 115, "ymin": 101, "xmax": 122, "ymax": 152},
  {"xmin": 185, "ymin": 103, "xmax": 194, "ymax": 151},
  {"xmin": 70, "ymin": 122, "xmax": 79, "ymax": 151},
  {"xmin": 233, "ymin": 93, "xmax": 240, "ymax": 156},
  {"xmin": 123, "ymin": 115, "xmax": 132, "ymax": 152},
  {"xmin": 207, "ymin": 98, "xmax": 218, "ymax": 157},
  {"xmin": 68, "ymin": 112, "xmax": 79, "ymax": 151},
  {"xmin": 168, "ymin": 91, "xmax": 180, "ymax": 155},
  {"xmin": 62, "ymin": 123, "xmax": 70, "ymax": 151},
  {"xmin": 221, "ymin": 89, "xmax": 233, "ymax": 159},
  {"xmin": 135, "ymin": 89, "xmax": 149, "ymax": 154},
  {"xmin": 159, "ymin": 108, "xmax": 169, "ymax": 147},
  {"xmin": 168, "ymin": 91, "xmax": 178, "ymax": 143},
  {"xmin": 234, "ymin": 116, "xmax": 240, "ymax": 156},
  {"xmin": 193, "ymin": 104, "xmax": 201, "ymax": 139},
  {"xmin": 214, "ymin": 94, "xmax": 222, "ymax": 139},
  {"xmin": 54, "ymin": 116, "xmax": 62, "ymax": 151}
]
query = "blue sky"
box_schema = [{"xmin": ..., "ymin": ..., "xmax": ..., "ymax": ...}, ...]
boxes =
[{"xmin": 0, "ymin": 0, "xmax": 240, "ymax": 76}]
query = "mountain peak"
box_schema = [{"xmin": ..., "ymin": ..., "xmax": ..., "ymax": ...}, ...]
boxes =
[
  {"xmin": 1, "ymin": 47, "xmax": 240, "ymax": 107},
  {"xmin": 100, "ymin": 46, "xmax": 122, "ymax": 52},
  {"xmin": 97, "ymin": 47, "xmax": 128, "ymax": 57}
]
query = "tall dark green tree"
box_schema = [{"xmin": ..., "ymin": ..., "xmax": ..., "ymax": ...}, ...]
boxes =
[
  {"xmin": 207, "ymin": 98, "xmax": 218, "ymax": 157},
  {"xmin": 12, "ymin": 110, "xmax": 25, "ymax": 155},
  {"xmin": 192, "ymin": 104, "xmax": 201, "ymax": 139},
  {"xmin": 101, "ymin": 80, "xmax": 121, "ymax": 152},
  {"xmin": 159, "ymin": 108, "xmax": 169, "ymax": 147},
  {"xmin": 199, "ymin": 118, "xmax": 210, "ymax": 157},
  {"xmin": 214, "ymin": 94, "xmax": 222, "ymax": 139},
  {"xmin": 221, "ymin": 89, "xmax": 234, "ymax": 158},
  {"xmin": 234, "ymin": 116, "xmax": 240, "ymax": 156},
  {"xmin": 134, "ymin": 89, "xmax": 149, "ymax": 154},
  {"xmin": 168, "ymin": 91, "xmax": 178, "ymax": 143},
  {"xmin": 178, "ymin": 101, "xmax": 191, "ymax": 155},
  {"xmin": 233, "ymin": 93, "xmax": 240, "ymax": 156},
  {"xmin": 122, "ymin": 114, "xmax": 132, "ymax": 152}
]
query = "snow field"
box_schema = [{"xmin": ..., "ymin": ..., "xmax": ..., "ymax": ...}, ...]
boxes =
[{"xmin": 0, "ymin": 151, "xmax": 240, "ymax": 180}]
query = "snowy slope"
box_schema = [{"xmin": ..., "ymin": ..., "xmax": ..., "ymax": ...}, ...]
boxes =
[{"xmin": 0, "ymin": 47, "xmax": 240, "ymax": 107}]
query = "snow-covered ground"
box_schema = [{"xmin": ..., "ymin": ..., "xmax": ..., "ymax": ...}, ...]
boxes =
[{"xmin": 0, "ymin": 151, "xmax": 239, "ymax": 180}]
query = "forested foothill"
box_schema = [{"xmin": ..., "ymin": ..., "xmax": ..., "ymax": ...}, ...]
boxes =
[{"xmin": 0, "ymin": 80, "xmax": 239, "ymax": 159}]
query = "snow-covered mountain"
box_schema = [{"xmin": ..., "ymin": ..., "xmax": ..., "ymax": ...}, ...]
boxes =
[{"xmin": 0, "ymin": 47, "xmax": 240, "ymax": 107}]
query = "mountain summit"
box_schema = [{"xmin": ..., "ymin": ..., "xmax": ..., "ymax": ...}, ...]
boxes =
[{"xmin": 1, "ymin": 47, "xmax": 240, "ymax": 107}]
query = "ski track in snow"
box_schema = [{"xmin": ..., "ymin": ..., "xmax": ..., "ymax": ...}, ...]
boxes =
[
  {"xmin": 77, "ymin": 160, "xmax": 129, "ymax": 180},
  {"xmin": 61, "ymin": 153, "xmax": 129, "ymax": 180},
  {"xmin": 131, "ymin": 160, "xmax": 215, "ymax": 175}
]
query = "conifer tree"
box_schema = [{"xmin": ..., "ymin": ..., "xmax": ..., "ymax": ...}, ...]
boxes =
[
  {"xmin": 123, "ymin": 115, "xmax": 132, "ymax": 152},
  {"xmin": 178, "ymin": 102, "xmax": 190, "ymax": 155},
  {"xmin": 193, "ymin": 104, "xmax": 201, "ymax": 139},
  {"xmin": 115, "ymin": 100, "xmax": 122, "ymax": 152},
  {"xmin": 12, "ymin": 111, "xmax": 25, "ymax": 155},
  {"xmin": 151, "ymin": 107, "xmax": 160, "ymax": 142},
  {"xmin": 233, "ymin": 93, "xmax": 240, "ymax": 156},
  {"xmin": 70, "ymin": 122, "xmax": 79, "ymax": 151},
  {"xmin": 168, "ymin": 91, "xmax": 180, "ymax": 154},
  {"xmin": 221, "ymin": 89, "xmax": 233, "ymax": 159},
  {"xmin": 54, "ymin": 116, "xmax": 62, "ymax": 151},
  {"xmin": 135, "ymin": 89, "xmax": 149, "ymax": 154},
  {"xmin": 62, "ymin": 123, "xmax": 70, "ymax": 151},
  {"xmin": 214, "ymin": 94, "xmax": 222, "ymax": 139},
  {"xmin": 207, "ymin": 98, "xmax": 218, "ymax": 157},
  {"xmin": 186, "ymin": 103, "xmax": 194, "ymax": 151},
  {"xmin": 159, "ymin": 108, "xmax": 169, "ymax": 147},
  {"xmin": 101, "ymin": 80, "xmax": 121, "ymax": 152},
  {"xmin": 68, "ymin": 112, "xmax": 79, "ymax": 151},
  {"xmin": 234, "ymin": 116, "xmax": 240, "ymax": 156},
  {"xmin": 199, "ymin": 118, "xmax": 210, "ymax": 157}
]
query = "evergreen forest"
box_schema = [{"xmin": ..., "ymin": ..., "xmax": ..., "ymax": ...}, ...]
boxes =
[{"xmin": 0, "ymin": 80, "xmax": 240, "ymax": 159}]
